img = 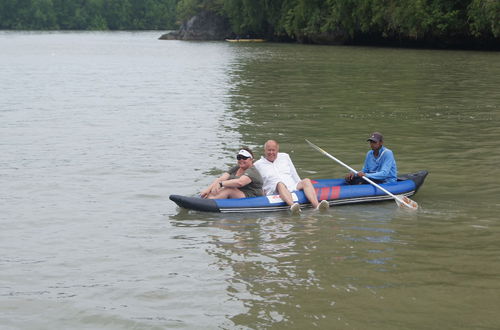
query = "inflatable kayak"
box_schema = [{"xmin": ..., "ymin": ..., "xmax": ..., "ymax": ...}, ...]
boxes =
[{"xmin": 170, "ymin": 170, "xmax": 428, "ymax": 213}]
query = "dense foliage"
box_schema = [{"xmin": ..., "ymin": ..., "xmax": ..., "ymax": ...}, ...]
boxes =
[
  {"xmin": 0, "ymin": 0, "xmax": 178, "ymax": 30},
  {"xmin": 178, "ymin": 0, "xmax": 499, "ymax": 46},
  {"xmin": 1, "ymin": 0, "xmax": 498, "ymax": 47}
]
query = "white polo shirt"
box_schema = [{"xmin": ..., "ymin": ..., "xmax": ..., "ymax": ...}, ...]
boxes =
[{"xmin": 254, "ymin": 153, "xmax": 301, "ymax": 195}]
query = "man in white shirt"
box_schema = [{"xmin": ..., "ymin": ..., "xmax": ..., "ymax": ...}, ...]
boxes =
[{"xmin": 254, "ymin": 140, "xmax": 329, "ymax": 213}]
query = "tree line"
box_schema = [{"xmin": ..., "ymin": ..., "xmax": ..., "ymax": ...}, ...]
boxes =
[
  {"xmin": 1, "ymin": 0, "xmax": 498, "ymax": 47},
  {"xmin": 177, "ymin": 0, "xmax": 499, "ymax": 47},
  {"xmin": 0, "ymin": 0, "xmax": 178, "ymax": 30}
]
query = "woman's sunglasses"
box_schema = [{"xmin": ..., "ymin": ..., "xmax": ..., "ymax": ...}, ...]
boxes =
[{"xmin": 236, "ymin": 155, "xmax": 250, "ymax": 160}]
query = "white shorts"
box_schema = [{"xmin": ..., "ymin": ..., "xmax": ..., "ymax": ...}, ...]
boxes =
[{"xmin": 266, "ymin": 179, "xmax": 299, "ymax": 195}]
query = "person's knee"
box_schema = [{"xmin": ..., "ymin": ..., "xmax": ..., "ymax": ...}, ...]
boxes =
[
  {"xmin": 301, "ymin": 178, "xmax": 313, "ymax": 187},
  {"xmin": 276, "ymin": 182, "xmax": 287, "ymax": 191},
  {"xmin": 229, "ymin": 189, "xmax": 245, "ymax": 199},
  {"xmin": 276, "ymin": 182, "xmax": 291, "ymax": 197}
]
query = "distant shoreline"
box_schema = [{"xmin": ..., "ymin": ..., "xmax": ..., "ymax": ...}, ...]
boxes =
[
  {"xmin": 159, "ymin": 31, "xmax": 499, "ymax": 52},
  {"xmin": 0, "ymin": 29, "xmax": 496, "ymax": 51}
]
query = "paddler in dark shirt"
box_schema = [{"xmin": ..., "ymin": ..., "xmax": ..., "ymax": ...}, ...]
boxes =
[{"xmin": 200, "ymin": 148, "xmax": 263, "ymax": 199}]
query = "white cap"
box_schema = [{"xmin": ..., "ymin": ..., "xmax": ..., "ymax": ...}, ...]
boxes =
[{"xmin": 237, "ymin": 149, "xmax": 252, "ymax": 159}]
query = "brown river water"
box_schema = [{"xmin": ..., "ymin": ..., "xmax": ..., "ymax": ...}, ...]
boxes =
[{"xmin": 1, "ymin": 31, "xmax": 499, "ymax": 329}]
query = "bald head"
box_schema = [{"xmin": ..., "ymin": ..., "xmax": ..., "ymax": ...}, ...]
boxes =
[
  {"xmin": 264, "ymin": 139, "xmax": 279, "ymax": 149},
  {"xmin": 264, "ymin": 140, "xmax": 279, "ymax": 162}
]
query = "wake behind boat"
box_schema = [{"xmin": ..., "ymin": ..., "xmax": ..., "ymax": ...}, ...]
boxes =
[{"xmin": 170, "ymin": 170, "xmax": 428, "ymax": 213}]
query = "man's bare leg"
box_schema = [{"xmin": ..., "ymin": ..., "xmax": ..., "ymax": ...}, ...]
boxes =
[
  {"xmin": 276, "ymin": 182, "xmax": 294, "ymax": 206},
  {"xmin": 296, "ymin": 178, "xmax": 320, "ymax": 208}
]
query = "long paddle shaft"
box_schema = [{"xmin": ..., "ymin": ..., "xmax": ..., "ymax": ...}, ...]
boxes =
[{"xmin": 305, "ymin": 139, "xmax": 418, "ymax": 210}]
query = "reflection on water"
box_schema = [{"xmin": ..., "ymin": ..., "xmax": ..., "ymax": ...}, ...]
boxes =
[
  {"xmin": 171, "ymin": 207, "xmax": 414, "ymax": 328},
  {"xmin": 172, "ymin": 197, "xmax": 500, "ymax": 328}
]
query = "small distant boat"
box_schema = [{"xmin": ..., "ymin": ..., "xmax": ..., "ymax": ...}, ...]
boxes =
[
  {"xmin": 170, "ymin": 170, "xmax": 428, "ymax": 213},
  {"xmin": 225, "ymin": 38, "xmax": 266, "ymax": 43}
]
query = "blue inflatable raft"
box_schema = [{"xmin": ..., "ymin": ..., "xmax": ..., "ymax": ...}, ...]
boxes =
[{"xmin": 170, "ymin": 170, "xmax": 428, "ymax": 213}]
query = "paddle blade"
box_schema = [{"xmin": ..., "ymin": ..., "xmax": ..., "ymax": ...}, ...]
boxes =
[{"xmin": 396, "ymin": 195, "xmax": 419, "ymax": 210}]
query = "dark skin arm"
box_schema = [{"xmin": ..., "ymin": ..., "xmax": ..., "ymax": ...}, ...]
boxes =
[{"xmin": 345, "ymin": 172, "xmax": 365, "ymax": 180}]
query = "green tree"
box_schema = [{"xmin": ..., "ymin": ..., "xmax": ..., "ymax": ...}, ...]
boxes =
[
  {"xmin": 0, "ymin": 0, "xmax": 18, "ymax": 28},
  {"xmin": 30, "ymin": 0, "xmax": 58, "ymax": 29},
  {"xmin": 468, "ymin": 0, "xmax": 500, "ymax": 38},
  {"xmin": 142, "ymin": 0, "xmax": 178, "ymax": 29},
  {"xmin": 104, "ymin": 0, "xmax": 132, "ymax": 30}
]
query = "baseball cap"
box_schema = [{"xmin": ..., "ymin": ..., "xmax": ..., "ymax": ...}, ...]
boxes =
[{"xmin": 367, "ymin": 132, "xmax": 383, "ymax": 143}]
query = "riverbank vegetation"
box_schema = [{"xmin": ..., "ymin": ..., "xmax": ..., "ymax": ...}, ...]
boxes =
[
  {"xmin": 177, "ymin": 0, "xmax": 499, "ymax": 48},
  {"xmin": 0, "ymin": 0, "xmax": 178, "ymax": 30},
  {"xmin": 1, "ymin": 0, "xmax": 498, "ymax": 48}
]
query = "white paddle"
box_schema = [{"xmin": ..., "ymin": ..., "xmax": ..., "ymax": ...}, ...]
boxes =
[{"xmin": 305, "ymin": 139, "xmax": 418, "ymax": 210}]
